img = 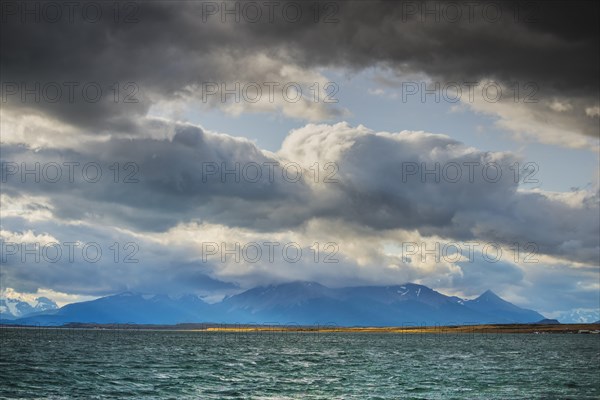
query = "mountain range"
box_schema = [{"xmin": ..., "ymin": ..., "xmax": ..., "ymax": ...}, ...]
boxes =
[
  {"xmin": 0, "ymin": 296, "xmax": 58, "ymax": 320},
  {"xmin": 1, "ymin": 282, "xmax": 548, "ymax": 326},
  {"xmin": 550, "ymin": 309, "xmax": 600, "ymax": 324}
]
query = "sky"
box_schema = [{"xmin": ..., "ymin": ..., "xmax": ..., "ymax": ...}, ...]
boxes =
[{"xmin": 0, "ymin": 0, "xmax": 599, "ymax": 322}]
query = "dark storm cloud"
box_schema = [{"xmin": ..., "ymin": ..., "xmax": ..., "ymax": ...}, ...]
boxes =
[
  {"xmin": 0, "ymin": 122, "xmax": 314, "ymax": 231},
  {"xmin": 1, "ymin": 0, "xmax": 598, "ymax": 136}
]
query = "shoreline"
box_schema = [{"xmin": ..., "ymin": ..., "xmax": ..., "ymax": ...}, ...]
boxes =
[{"xmin": 1, "ymin": 323, "xmax": 599, "ymax": 334}]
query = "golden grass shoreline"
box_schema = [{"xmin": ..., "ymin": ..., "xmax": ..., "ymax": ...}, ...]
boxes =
[
  {"xmin": 200, "ymin": 324, "xmax": 600, "ymax": 334},
  {"xmin": 3, "ymin": 323, "xmax": 599, "ymax": 334}
]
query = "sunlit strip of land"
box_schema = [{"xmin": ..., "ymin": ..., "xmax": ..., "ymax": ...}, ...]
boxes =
[
  {"xmin": 200, "ymin": 324, "xmax": 600, "ymax": 334},
  {"xmin": 2, "ymin": 323, "xmax": 599, "ymax": 334}
]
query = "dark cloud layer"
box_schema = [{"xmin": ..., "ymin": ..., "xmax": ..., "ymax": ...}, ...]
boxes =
[
  {"xmin": 2, "ymin": 0, "xmax": 598, "ymax": 136},
  {"xmin": 0, "ymin": 123, "xmax": 311, "ymax": 231}
]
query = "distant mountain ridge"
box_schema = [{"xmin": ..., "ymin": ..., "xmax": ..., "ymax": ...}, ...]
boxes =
[
  {"xmin": 550, "ymin": 309, "xmax": 600, "ymax": 324},
  {"xmin": 3, "ymin": 282, "xmax": 546, "ymax": 327},
  {"xmin": 0, "ymin": 296, "xmax": 58, "ymax": 320}
]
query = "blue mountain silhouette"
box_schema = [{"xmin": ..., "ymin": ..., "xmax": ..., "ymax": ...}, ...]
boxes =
[{"xmin": 5, "ymin": 282, "xmax": 545, "ymax": 326}]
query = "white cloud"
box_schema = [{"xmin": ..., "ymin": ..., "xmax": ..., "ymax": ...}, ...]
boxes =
[
  {"xmin": 549, "ymin": 100, "xmax": 572, "ymax": 112},
  {"xmin": 0, "ymin": 287, "xmax": 97, "ymax": 308},
  {"xmin": 585, "ymin": 106, "xmax": 600, "ymax": 118}
]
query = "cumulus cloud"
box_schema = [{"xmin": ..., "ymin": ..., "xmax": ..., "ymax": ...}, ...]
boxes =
[{"xmin": 2, "ymin": 122, "xmax": 598, "ymax": 267}]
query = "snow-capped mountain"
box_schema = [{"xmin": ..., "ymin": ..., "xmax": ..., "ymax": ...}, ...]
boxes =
[
  {"xmin": 0, "ymin": 296, "xmax": 58, "ymax": 320},
  {"xmin": 2, "ymin": 292, "xmax": 215, "ymax": 325},
  {"xmin": 462, "ymin": 290, "xmax": 544, "ymax": 323},
  {"xmin": 550, "ymin": 309, "xmax": 600, "ymax": 324},
  {"xmin": 219, "ymin": 282, "xmax": 544, "ymax": 325}
]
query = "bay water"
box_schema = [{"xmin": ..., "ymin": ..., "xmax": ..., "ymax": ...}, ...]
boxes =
[{"xmin": 1, "ymin": 328, "xmax": 598, "ymax": 399}]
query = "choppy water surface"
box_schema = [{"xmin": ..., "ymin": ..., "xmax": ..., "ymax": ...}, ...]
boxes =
[{"xmin": 0, "ymin": 328, "xmax": 598, "ymax": 399}]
